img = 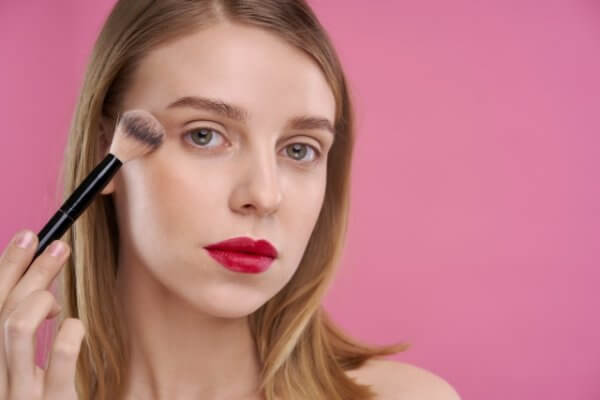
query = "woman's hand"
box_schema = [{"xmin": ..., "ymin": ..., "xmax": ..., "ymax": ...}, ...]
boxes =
[{"xmin": 0, "ymin": 230, "xmax": 85, "ymax": 399}]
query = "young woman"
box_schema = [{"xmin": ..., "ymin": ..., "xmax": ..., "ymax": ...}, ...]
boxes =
[{"xmin": 0, "ymin": 1, "xmax": 460, "ymax": 399}]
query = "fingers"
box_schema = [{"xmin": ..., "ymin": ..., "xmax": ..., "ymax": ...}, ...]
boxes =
[
  {"xmin": 0, "ymin": 230, "xmax": 70, "ymax": 398},
  {"xmin": 0, "ymin": 230, "xmax": 38, "ymax": 307},
  {"xmin": 44, "ymin": 318, "xmax": 85, "ymax": 397},
  {"xmin": 3, "ymin": 290, "xmax": 61, "ymax": 395},
  {"xmin": 3, "ymin": 237, "xmax": 70, "ymax": 319}
]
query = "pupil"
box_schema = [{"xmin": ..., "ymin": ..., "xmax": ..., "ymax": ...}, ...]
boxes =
[
  {"xmin": 193, "ymin": 129, "xmax": 212, "ymax": 145},
  {"xmin": 287, "ymin": 144, "xmax": 307, "ymax": 160}
]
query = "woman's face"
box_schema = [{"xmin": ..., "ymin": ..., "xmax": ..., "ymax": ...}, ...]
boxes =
[{"xmin": 103, "ymin": 22, "xmax": 335, "ymax": 318}]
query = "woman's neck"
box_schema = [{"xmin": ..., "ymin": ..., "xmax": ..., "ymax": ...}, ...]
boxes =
[{"xmin": 115, "ymin": 255, "xmax": 263, "ymax": 400}]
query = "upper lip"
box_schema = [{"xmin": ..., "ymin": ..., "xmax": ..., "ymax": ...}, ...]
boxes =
[{"xmin": 204, "ymin": 237, "xmax": 278, "ymax": 258}]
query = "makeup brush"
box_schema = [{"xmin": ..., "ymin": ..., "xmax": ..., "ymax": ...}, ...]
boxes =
[{"xmin": 29, "ymin": 109, "xmax": 166, "ymax": 266}]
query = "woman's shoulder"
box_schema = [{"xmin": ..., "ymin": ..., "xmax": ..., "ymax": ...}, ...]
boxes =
[{"xmin": 346, "ymin": 358, "xmax": 461, "ymax": 400}]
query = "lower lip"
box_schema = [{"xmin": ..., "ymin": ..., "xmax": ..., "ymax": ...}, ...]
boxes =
[{"xmin": 205, "ymin": 249, "xmax": 275, "ymax": 273}]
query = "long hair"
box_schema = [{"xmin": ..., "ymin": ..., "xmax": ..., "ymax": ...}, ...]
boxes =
[{"xmin": 57, "ymin": 1, "xmax": 409, "ymax": 398}]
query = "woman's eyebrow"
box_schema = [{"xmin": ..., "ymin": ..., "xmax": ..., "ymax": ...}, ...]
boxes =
[
  {"xmin": 167, "ymin": 95, "xmax": 247, "ymax": 121},
  {"xmin": 166, "ymin": 95, "xmax": 335, "ymax": 136},
  {"xmin": 288, "ymin": 116, "xmax": 335, "ymax": 136}
]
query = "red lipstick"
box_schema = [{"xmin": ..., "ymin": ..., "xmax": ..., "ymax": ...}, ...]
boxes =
[{"xmin": 204, "ymin": 237, "xmax": 278, "ymax": 274}]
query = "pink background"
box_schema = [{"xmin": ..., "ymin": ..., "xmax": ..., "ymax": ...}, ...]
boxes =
[{"xmin": 1, "ymin": 1, "xmax": 599, "ymax": 398}]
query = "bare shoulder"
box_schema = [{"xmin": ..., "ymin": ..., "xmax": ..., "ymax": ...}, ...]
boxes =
[{"xmin": 346, "ymin": 359, "xmax": 461, "ymax": 400}]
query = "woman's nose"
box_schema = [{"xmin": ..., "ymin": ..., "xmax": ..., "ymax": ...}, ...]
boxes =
[{"xmin": 229, "ymin": 150, "xmax": 283, "ymax": 218}]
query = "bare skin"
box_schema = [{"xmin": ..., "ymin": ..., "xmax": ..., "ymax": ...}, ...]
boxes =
[{"xmin": 0, "ymin": 231, "xmax": 84, "ymax": 399}]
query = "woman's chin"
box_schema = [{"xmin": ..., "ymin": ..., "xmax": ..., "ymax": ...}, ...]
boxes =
[{"xmin": 183, "ymin": 287, "xmax": 271, "ymax": 319}]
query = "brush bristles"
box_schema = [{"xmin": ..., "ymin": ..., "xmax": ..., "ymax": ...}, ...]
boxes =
[{"xmin": 109, "ymin": 110, "xmax": 166, "ymax": 162}]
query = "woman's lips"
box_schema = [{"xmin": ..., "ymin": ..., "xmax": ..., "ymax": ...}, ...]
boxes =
[
  {"xmin": 204, "ymin": 249, "xmax": 275, "ymax": 273},
  {"xmin": 204, "ymin": 237, "xmax": 278, "ymax": 274},
  {"xmin": 204, "ymin": 237, "xmax": 278, "ymax": 257}
]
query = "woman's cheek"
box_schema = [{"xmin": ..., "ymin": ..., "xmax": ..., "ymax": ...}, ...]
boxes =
[{"xmin": 150, "ymin": 164, "xmax": 227, "ymax": 231}]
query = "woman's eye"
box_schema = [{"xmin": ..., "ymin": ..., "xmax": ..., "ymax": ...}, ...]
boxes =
[
  {"xmin": 184, "ymin": 130, "xmax": 318, "ymax": 162},
  {"xmin": 185, "ymin": 128, "xmax": 225, "ymax": 148},
  {"xmin": 284, "ymin": 143, "xmax": 319, "ymax": 162}
]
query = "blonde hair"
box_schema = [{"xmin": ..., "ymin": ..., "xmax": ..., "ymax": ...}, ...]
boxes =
[{"xmin": 58, "ymin": 1, "xmax": 409, "ymax": 398}]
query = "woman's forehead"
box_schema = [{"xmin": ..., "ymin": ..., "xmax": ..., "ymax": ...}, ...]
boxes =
[{"xmin": 125, "ymin": 22, "xmax": 336, "ymax": 122}]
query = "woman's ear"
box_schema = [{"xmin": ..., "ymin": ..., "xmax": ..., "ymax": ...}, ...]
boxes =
[{"xmin": 99, "ymin": 117, "xmax": 117, "ymax": 195}]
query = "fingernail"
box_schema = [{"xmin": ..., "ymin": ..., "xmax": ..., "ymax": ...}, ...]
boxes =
[
  {"xmin": 15, "ymin": 231, "xmax": 34, "ymax": 249},
  {"xmin": 48, "ymin": 241, "xmax": 65, "ymax": 257}
]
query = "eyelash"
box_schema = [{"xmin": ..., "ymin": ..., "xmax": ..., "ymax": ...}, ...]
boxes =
[{"xmin": 183, "ymin": 127, "xmax": 322, "ymax": 163}]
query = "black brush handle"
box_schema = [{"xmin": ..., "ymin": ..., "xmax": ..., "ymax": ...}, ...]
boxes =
[{"xmin": 32, "ymin": 153, "xmax": 122, "ymax": 261}]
